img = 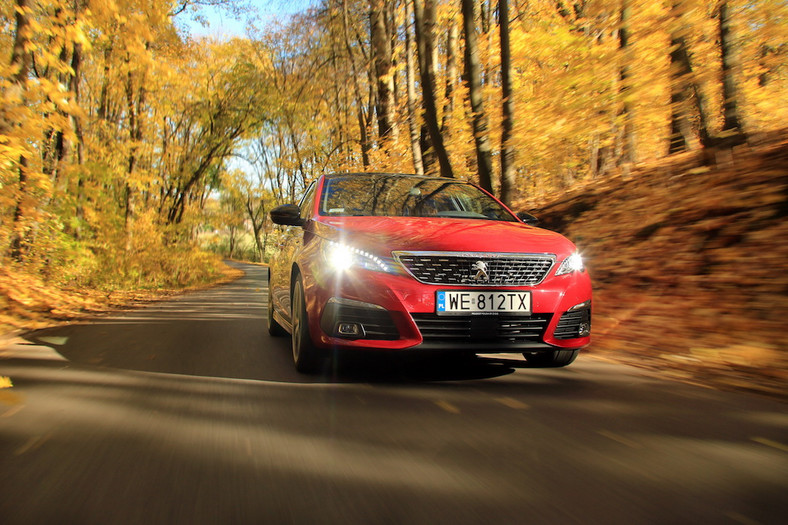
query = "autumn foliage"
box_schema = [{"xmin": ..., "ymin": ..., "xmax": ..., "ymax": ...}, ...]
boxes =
[
  {"xmin": 524, "ymin": 133, "xmax": 788, "ymax": 397},
  {"xmin": 2, "ymin": 0, "xmax": 786, "ymax": 269}
]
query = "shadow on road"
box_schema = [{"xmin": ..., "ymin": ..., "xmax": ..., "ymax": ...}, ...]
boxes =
[
  {"xmin": 303, "ymin": 352, "xmax": 523, "ymax": 383},
  {"xmin": 17, "ymin": 260, "xmax": 536, "ymax": 384},
  {"xmin": 16, "ymin": 261, "xmax": 540, "ymax": 384},
  {"xmin": 24, "ymin": 319, "xmax": 529, "ymax": 384}
]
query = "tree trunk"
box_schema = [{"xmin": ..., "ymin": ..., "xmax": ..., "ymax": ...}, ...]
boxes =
[
  {"xmin": 98, "ymin": 44, "xmax": 113, "ymax": 121},
  {"xmin": 8, "ymin": 0, "xmax": 33, "ymax": 260},
  {"xmin": 67, "ymin": 33, "xmax": 85, "ymax": 239},
  {"xmin": 480, "ymin": 0, "xmax": 491, "ymax": 34},
  {"xmin": 499, "ymin": 0, "xmax": 516, "ymax": 206},
  {"xmin": 461, "ymin": 0, "xmax": 493, "ymax": 192},
  {"xmin": 617, "ymin": 0, "xmax": 637, "ymax": 165},
  {"xmin": 404, "ymin": 0, "xmax": 424, "ymax": 174},
  {"xmin": 228, "ymin": 226, "xmax": 237, "ymax": 259},
  {"xmin": 246, "ymin": 197, "xmax": 266, "ymax": 262},
  {"xmin": 124, "ymin": 66, "xmax": 140, "ymax": 227},
  {"xmin": 70, "ymin": 41, "xmax": 84, "ymax": 166},
  {"xmin": 42, "ymin": 7, "xmax": 71, "ymax": 186},
  {"xmin": 9, "ymin": 0, "xmax": 31, "ymax": 84},
  {"xmin": 370, "ymin": 0, "xmax": 397, "ymax": 145},
  {"xmin": 718, "ymin": 0, "xmax": 745, "ymax": 141},
  {"xmin": 341, "ymin": 0, "xmax": 372, "ymax": 168},
  {"xmin": 413, "ymin": 0, "xmax": 454, "ymax": 178},
  {"xmin": 668, "ymin": 0, "xmax": 711, "ymax": 154},
  {"xmin": 441, "ymin": 22, "xmax": 458, "ymax": 133},
  {"xmin": 386, "ymin": 0, "xmax": 399, "ymax": 110}
]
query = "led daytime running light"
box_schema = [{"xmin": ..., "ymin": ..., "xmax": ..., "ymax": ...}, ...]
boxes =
[{"xmin": 326, "ymin": 241, "xmax": 391, "ymax": 273}]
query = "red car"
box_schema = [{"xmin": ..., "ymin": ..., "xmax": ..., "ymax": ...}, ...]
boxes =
[{"xmin": 268, "ymin": 173, "xmax": 591, "ymax": 373}]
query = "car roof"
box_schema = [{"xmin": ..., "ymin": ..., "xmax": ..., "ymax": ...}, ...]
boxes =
[{"xmin": 323, "ymin": 172, "xmax": 465, "ymax": 183}]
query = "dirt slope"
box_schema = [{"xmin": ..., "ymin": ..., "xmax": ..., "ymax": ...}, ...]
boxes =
[{"xmin": 520, "ymin": 131, "xmax": 788, "ymax": 399}]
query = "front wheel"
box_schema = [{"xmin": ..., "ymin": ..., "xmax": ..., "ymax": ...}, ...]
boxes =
[
  {"xmin": 291, "ymin": 276, "xmax": 322, "ymax": 374},
  {"xmin": 523, "ymin": 349, "xmax": 579, "ymax": 368}
]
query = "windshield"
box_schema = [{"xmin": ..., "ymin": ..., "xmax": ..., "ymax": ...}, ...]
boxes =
[{"xmin": 319, "ymin": 175, "xmax": 518, "ymax": 221}]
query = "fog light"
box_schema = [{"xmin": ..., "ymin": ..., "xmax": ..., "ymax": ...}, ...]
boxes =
[
  {"xmin": 336, "ymin": 323, "xmax": 365, "ymax": 337},
  {"xmin": 578, "ymin": 322, "xmax": 590, "ymax": 337}
]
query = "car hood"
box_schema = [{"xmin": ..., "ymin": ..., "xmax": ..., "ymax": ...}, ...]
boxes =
[{"xmin": 314, "ymin": 216, "xmax": 577, "ymax": 257}]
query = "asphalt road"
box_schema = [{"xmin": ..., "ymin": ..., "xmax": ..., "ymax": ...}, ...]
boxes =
[{"xmin": 0, "ymin": 262, "xmax": 785, "ymax": 524}]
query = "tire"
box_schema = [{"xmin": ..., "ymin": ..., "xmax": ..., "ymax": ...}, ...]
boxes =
[
  {"xmin": 267, "ymin": 289, "xmax": 287, "ymax": 337},
  {"xmin": 523, "ymin": 349, "xmax": 579, "ymax": 368},
  {"xmin": 291, "ymin": 276, "xmax": 322, "ymax": 373}
]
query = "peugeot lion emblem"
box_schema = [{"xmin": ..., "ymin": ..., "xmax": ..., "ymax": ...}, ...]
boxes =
[{"xmin": 472, "ymin": 261, "xmax": 489, "ymax": 282}]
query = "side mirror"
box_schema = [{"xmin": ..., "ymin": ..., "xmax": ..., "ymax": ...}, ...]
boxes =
[
  {"xmin": 516, "ymin": 211, "xmax": 540, "ymax": 226},
  {"xmin": 270, "ymin": 204, "xmax": 305, "ymax": 226}
]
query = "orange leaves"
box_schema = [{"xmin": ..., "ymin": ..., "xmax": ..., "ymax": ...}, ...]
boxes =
[
  {"xmin": 524, "ymin": 135, "xmax": 788, "ymax": 396},
  {"xmin": 0, "ymin": 0, "xmax": 235, "ymax": 302}
]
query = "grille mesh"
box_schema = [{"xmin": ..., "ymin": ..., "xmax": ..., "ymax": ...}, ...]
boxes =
[
  {"xmin": 412, "ymin": 313, "xmax": 552, "ymax": 344},
  {"xmin": 395, "ymin": 252, "xmax": 554, "ymax": 286}
]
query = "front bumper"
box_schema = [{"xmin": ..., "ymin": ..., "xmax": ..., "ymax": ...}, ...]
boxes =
[{"xmin": 302, "ymin": 266, "xmax": 592, "ymax": 352}]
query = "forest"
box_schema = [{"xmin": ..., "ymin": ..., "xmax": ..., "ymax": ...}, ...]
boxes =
[{"xmin": 0, "ymin": 0, "xmax": 786, "ymax": 290}]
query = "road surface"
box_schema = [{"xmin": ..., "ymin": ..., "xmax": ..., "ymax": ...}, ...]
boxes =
[{"xmin": 0, "ymin": 262, "xmax": 785, "ymax": 524}]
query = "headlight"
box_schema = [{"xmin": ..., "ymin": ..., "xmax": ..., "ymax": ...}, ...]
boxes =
[
  {"xmin": 555, "ymin": 252, "xmax": 585, "ymax": 276},
  {"xmin": 324, "ymin": 241, "xmax": 392, "ymax": 273}
]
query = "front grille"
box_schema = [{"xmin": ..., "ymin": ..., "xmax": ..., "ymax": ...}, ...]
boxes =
[
  {"xmin": 554, "ymin": 309, "xmax": 591, "ymax": 339},
  {"xmin": 395, "ymin": 252, "xmax": 555, "ymax": 286},
  {"xmin": 412, "ymin": 313, "xmax": 552, "ymax": 345}
]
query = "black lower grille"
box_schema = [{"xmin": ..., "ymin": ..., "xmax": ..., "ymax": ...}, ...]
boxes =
[
  {"xmin": 320, "ymin": 304, "xmax": 399, "ymax": 340},
  {"xmin": 412, "ymin": 313, "xmax": 552, "ymax": 347},
  {"xmin": 554, "ymin": 309, "xmax": 591, "ymax": 339}
]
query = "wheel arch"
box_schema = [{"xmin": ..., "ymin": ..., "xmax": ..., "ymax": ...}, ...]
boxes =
[{"xmin": 289, "ymin": 263, "xmax": 302, "ymax": 300}]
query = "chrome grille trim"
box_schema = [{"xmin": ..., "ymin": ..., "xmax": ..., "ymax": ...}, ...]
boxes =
[{"xmin": 393, "ymin": 251, "xmax": 556, "ymax": 286}]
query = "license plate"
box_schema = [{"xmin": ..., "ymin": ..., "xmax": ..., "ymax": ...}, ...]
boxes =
[{"xmin": 436, "ymin": 291, "xmax": 531, "ymax": 315}]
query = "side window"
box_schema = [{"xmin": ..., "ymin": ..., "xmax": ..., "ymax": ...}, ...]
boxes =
[{"xmin": 299, "ymin": 182, "xmax": 318, "ymax": 220}]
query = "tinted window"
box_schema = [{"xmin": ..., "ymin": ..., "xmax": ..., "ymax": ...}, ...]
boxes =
[{"xmin": 319, "ymin": 175, "xmax": 517, "ymax": 221}]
